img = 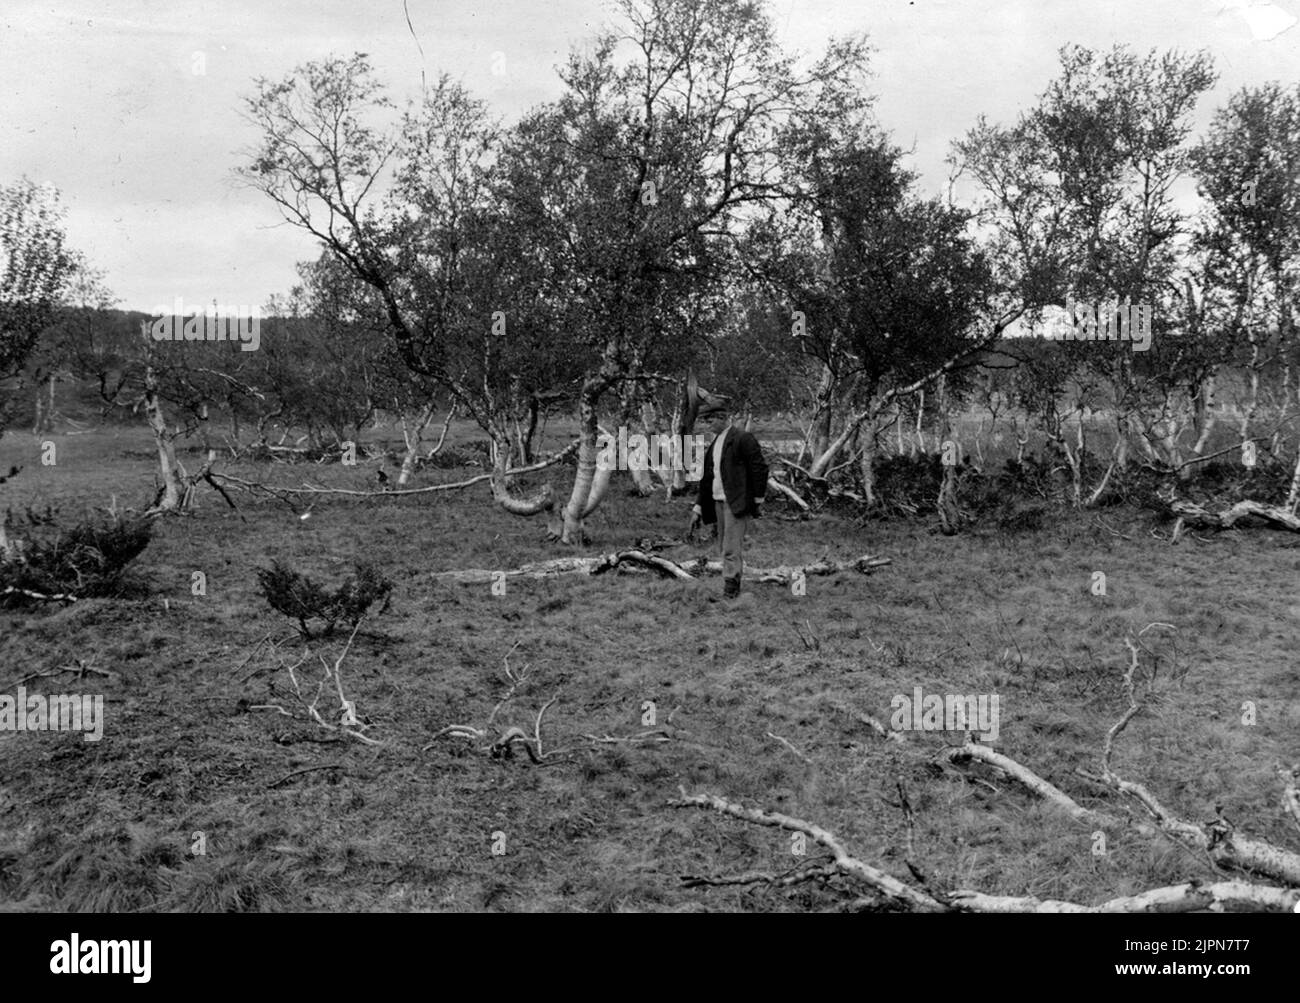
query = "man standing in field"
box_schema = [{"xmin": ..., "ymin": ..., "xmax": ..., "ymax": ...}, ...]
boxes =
[{"xmin": 688, "ymin": 397, "xmax": 769, "ymax": 598}]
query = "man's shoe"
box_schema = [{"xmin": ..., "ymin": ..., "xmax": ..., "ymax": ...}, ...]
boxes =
[{"xmin": 723, "ymin": 576, "xmax": 740, "ymax": 599}]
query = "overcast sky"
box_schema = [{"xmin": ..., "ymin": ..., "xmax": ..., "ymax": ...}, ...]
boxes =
[{"xmin": 1, "ymin": 0, "xmax": 1297, "ymax": 312}]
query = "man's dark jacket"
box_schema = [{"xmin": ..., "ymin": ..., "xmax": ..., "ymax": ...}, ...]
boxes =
[{"xmin": 696, "ymin": 427, "xmax": 769, "ymax": 524}]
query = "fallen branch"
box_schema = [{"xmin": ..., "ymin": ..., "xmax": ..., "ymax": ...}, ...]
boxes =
[
  {"xmin": 891, "ymin": 777, "xmax": 934, "ymax": 893},
  {"xmin": 256, "ymin": 622, "xmax": 382, "ymax": 746},
  {"xmin": 940, "ymin": 731, "xmax": 1300, "ymax": 888},
  {"xmin": 485, "ymin": 694, "xmax": 571, "ymax": 765},
  {"xmin": 834, "ymin": 703, "xmax": 904, "ymax": 744},
  {"xmin": 767, "ymin": 730, "xmax": 813, "ymax": 765},
  {"xmin": 425, "ymin": 641, "xmax": 532, "ymax": 752},
  {"xmin": 267, "ymin": 764, "xmax": 344, "ymax": 789},
  {"xmin": 211, "ymin": 441, "xmax": 578, "ymax": 500},
  {"xmin": 1075, "ymin": 636, "xmax": 1300, "ymax": 886},
  {"xmin": 432, "ymin": 551, "xmax": 890, "ymax": 585},
  {"xmin": 488, "ymin": 641, "xmax": 530, "ymax": 728},
  {"xmin": 1167, "ymin": 498, "xmax": 1300, "ymax": 532},
  {"xmin": 680, "ymin": 862, "xmax": 839, "ymax": 889},
  {"xmin": 945, "ymin": 880, "xmax": 1300, "ymax": 914},
  {"xmin": 774, "ymin": 456, "xmax": 822, "ymax": 482},
  {"xmin": 670, "ymin": 789, "xmax": 945, "ymax": 911},
  {"xmin": 593, "ymin": 550, "xmax": 696, "ymax": 580},
  {"xmin": 487, "ymin": 726, "xmax": 545, "ymax": 763},
  {"xmin": 1076, "ymin": 769, "xmax": 1300, "ymax": 886},
  {"xmin": 249, "ymin": 703, "xmax": 292, "ymax": 717},
  {"xmin": 233, "ymin": 632, "xmax": 273, "ymax": 680},
  {"xmin": 673, "ymin": 788, "xmax": 1300, "ymax": 912},
  {"xmin": 1, "ymin": 586, "xmax": 77, "ymax": 604},
  {"xmin": 532, "ymin": 692, "xmax": 561, "ymax": 759},
  {"xmin": 582, "ymin": 730, "xmax": 672, "ymax": 746},
  {"xmin": 941, "ymin": 738, "xmax": 1126, "ymax": 830},
  {"xmin": 5, "ymin": 658, "xmax": 118, "ymax": 690},
  {"xmin": 59, "ymin": 657, "xmax": 117, "ymax": 681},
  {"xmin": 425, "ymin": 652, "xmax": 569, "ymax": 764},
  {"xmin": 766, "ymin": 474, "xmax": 810, "ymax": 511},
  {"xmin": 926, "ymin": 635, "xmax": 1300, "ymax": 885}
]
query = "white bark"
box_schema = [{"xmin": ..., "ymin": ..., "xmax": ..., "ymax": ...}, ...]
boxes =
[{"xmin": 396, "ymin": 401, "xmax": 438, "ymax": 487}]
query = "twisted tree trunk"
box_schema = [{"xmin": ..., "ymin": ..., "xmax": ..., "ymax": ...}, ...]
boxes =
[
  {"xmin": 488, "ymin": 419, "xmax": 554, "ymax": 517},
  {"xmin": 141, "ymin": 339, "xmax": 184, "ymax": 513},
  {"xmin": 557, "ymin": 381, "xmax": 604, "ymax": 544}
]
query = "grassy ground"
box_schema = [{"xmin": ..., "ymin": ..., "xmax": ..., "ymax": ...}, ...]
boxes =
[{"xmin": 0, "ymin": 423, "xmax": 1297, "ymax": 912}]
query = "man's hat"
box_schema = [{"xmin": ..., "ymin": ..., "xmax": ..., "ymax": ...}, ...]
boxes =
[
  {"xmin": 681, "ymin": 368, "xmax": 730, "ymax": 430},
  {"xmin": 696, "ymin": 392, "xmax": 731, "ymax": 420}
]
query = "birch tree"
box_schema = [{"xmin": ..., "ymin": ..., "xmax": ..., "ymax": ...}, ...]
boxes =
[{"xmin": 0, "ymin": 178, "xmax": 75, "ymax": 437}]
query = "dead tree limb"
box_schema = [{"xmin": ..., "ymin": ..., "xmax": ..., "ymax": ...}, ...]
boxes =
[
  {"xmin": 680, "ymin": 862, "xmax": 839, "ymax": 889},
  {"xmin": 5, "ymin": 658, "xmax": 118, "ymax": 690},
  {"xmin": 670, "ymin": 789, "xmax": 946, "ymax": 911},
  {"xmin": 1073, "ymin": 636, "xmax": 1300, "ymax": 886},
  {"xmin": 487, "ymin": 726, "xmax": 545, "ymax": 763},
  {"xmin": 487, "ymin": 640, "xmax": 530, "ymax": 728},
  {"xmin": 1076, "ymin": 767, "xmax": 1300, "ymax": 886},
  {"xmin": 767, "ymin": 731, "xmax": 813, "ymax": 765},
  {"xmin": 432, "ymin": 552, "xmax": 890, "ymax": 585},
  {"xmin": 833, "ymin": 703, "xmax": 905, "ymax": 744},
  {"xmin": 267, "ymin": 764, "xmax": 345, "ymax": 789},
  {"xmin": 946, "ymin": 880, "xmax": 1300, "ymax": 914},
  {"xmin": 942, "ymin": 734, "xmax": 1300, "ymax": 884},
  {"xmin": 674, "ymin": 788, "xmax": 1300, "ymax": 912},
  {"xmin": 592, "ymin": 550, "xmax": 696, "ymax": 580},
  {"xmin": 582, "ymin": 729, "xmax": 672, "ymax": 746},
  {"xmin": 941, "ymin": 738, "xmax": 1121, "ymax": 829},
  {"xmin": 252, "ymin": 622, "xmax": 382, "ymax": 746},
  {"xmin": 234, "ymin": 631, "xmax": 272, "ymax": 666},
  {"xmin": 424, "ymin": 651, "xmax": 569, "ymax": 764},
  {"xmin": 1167, "ymin": 498, "xmax": 1300, "ymax": 532},
  {"xmin": 532, "ymin": 692, "xmax": 561, "ymax": 759},
  {"xmin": 425, "ymin": 643, "xmax": 530, "ymax": 751},
  {"xmin": 211, "ymin": 442, "xmax": 578, "ymax": 501},
  {"xmin": 929, "ymin": 636, "xmax": 1300, "ymax": 885},
  {"xmin": 766, "ymin": 473, "xmax": 810, "ymax": 511},
  {"xmin": 0, "ymin": 586, "xmax": 78, "ymax": 604}
]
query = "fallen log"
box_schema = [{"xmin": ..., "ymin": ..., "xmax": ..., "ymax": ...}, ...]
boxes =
[
  {"xmin": 1076, "ymin": 763, "xmax": 1300, "ymax": 886},
  {"xmin": 941, "ymin": 739, "xmax": 1119, "ymax": 829},
  {"xmin": 1168, "ymin": 498, "xmax": 1300, "ymax": 532},
  {"xmin": 672, "ymin": 790, "xmax": 1299, "ymax": 912},
  {"xmin": 670, "ymin": 790, "xmax": 945, "ymax": 911},
  {"xmin": 431, "ymin": 551, "xmax": 891, "ymax": 585},
  {"xmin": 931, "ymin": 637, "xmax": 1300, "ymax": 889},
  {"xmin": 940, "ymin": 737, "xmax": 1300, "ymax": 887},
  {"xmin": 944, "ymin": 880, "xmax": 1300, "ymax": 914}
]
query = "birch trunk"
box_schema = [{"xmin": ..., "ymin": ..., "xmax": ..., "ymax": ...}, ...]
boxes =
[
  {"xmin": 1190, "ymin": 371, "xmax": 1217, "ymax": 459},
  {"xmin": 396, "ymin": 401, "xmax": 437, "ymax": 487},
  {"xmin": 811, "ymin": 363, "xmax": 834, "ymax": 460},
  {"xmin": 488, "ymin": 421, "xmax": 554, "ymax": 517},
  {"xmin": 144, "ymin": 363, "xmax": 183, "ymax": 512},
  {"xmin": 858, "ymin": 421, "xmax": 877, "ymax": 506},
  {"xmin": 558, "ymin": 382, "xmax": 604, "ymax": 544}
]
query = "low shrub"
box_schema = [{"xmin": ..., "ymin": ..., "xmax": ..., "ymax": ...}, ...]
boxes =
[
  {"xmin": 255, "ymin": 559, "xmax": 393, "ymax": 637},
  {"xmin": 0, "ymin": 508, "xmax": 153, "ymax": 606}
]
